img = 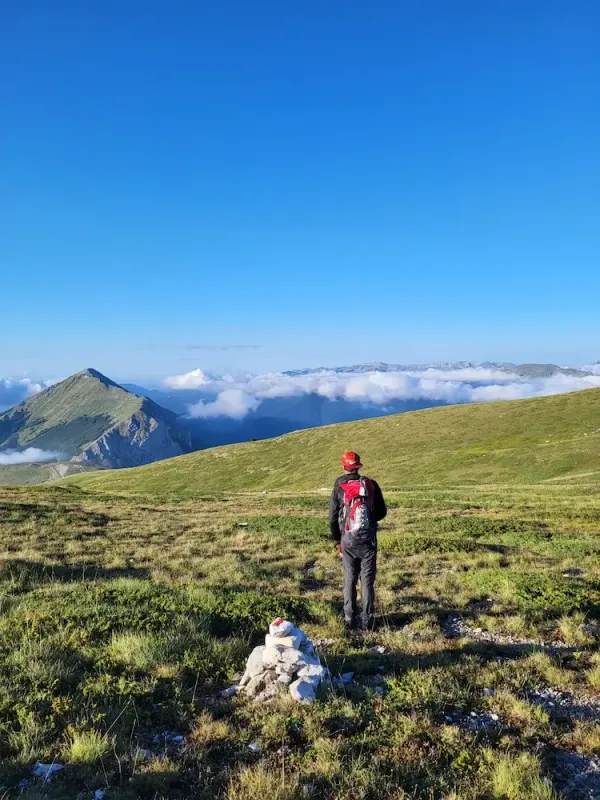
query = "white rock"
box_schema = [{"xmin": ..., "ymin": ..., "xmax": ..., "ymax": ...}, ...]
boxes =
[
  {"xmin": 244, "ymin": 673, "xmax": 269, "ymax": 698},
  {"xmin": 278, "ymin": 647, "xmax": 311, "ymax": 668},
  {"xmin": 253, "ymin": 682, "xmax": 283, "ymax": 703},
  {"xmin": 32, "ymin": 763, "xmax": 64, "ymax": 781},
  {"xmin": 239, "ymin": 645, "xmax": 266, "ymax": 685},
  {"xmin": 289, "ymin": 677, "xmax": 317, "ymax": 704},
  {"xmin": 220, "ymin": 685, "xmax": 239, "ymax": 699},
  {"xmin": 276, "ymin": 661, "xmax": 297, "ymax": 676},
  {"xmin": 269, "ymin": 618, "xmax": 295, "ymax": 637},
  {"xmin": 262, "ymin": 644, "xmax": 287, "ymax": 669},
  {"xmin": 248, "ymin": 742, "xmax": 261, "ymax": 753},
  {"xmin": 297, "ymin": 663, "xmax": 327, "ymax": 682},
  {"xmin": 265, "ymin": 633, "xmax": 304, "ymax": 650},
  {"xmin": 278, "ymin": 673, "xmax": 293, "ymax": 686}
]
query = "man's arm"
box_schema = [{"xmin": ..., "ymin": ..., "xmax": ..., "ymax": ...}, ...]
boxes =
[
  {"xmin": 372, "ymin": 480, "xmax": 387, "ymax": 522},
  {"xmin": 329, "ymin": 484, "xmax": 342, "ymax": 544}
]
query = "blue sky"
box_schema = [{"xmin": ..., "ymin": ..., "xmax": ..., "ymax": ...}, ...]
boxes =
[{"xmin": 1, "ymin": 1, "xmax": 599, "ymax": 381}]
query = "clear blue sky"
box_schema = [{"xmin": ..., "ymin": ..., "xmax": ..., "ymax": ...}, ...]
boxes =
[{"xmin": 2, "ymin": 1, "xmax": 599, "ymax": 381}]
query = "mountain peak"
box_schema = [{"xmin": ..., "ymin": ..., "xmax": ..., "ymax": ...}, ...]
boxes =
[{"xmin": 74, "ymin": 368, "xmax": 121, "ymax": 388}]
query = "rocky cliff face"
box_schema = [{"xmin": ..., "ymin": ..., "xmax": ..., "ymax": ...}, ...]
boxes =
[{"xmin": 72, "ymin": 407, "xmax": 191, "ymax": 469}]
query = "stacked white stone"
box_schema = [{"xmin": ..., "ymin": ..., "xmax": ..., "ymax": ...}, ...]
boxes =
[{"xmin": 238, "ymin": 618, "xmax": 327, "ymax": 703}]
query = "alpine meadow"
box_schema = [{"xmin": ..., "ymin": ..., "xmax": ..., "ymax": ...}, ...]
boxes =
[
  {"xmin": 3, "ymin": 3, "xmax": 600, "ymax": 799},
  {"xmin": 2, "ymin": 389, "xmax": 600, "ymax": 799}
]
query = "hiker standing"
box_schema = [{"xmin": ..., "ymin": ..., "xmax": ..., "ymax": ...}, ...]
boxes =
[{"xmin": 329, "ymin": 452, "xmax": 387, "ymax": 631}]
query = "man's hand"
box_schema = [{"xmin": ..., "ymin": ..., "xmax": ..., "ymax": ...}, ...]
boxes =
[{"xmin": 336, "ymin": 544, "xmax": 342, "ymax": 557}]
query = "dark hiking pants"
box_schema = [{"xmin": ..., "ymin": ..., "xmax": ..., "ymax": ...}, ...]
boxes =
[{"xmin": 342, "ymin": 543, "xmax": 377, "ymax": 627}]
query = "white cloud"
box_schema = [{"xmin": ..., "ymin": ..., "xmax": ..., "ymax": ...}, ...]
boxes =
[
  {"xmin": 582, "ymin": 363, "xmax": 600, "ymax": 375},
  {"xmin": 0, "ymin": 376, "xmax": 61, "ymax": 410},
  {"xmin": 163, "ymin": 368, "xmax": 212, "ymax": 389},
  {"xmin": 166, "ymin": 365, "xmax": 600, "ymax": 420},
  {"xmin": 0, "ymin": 448, "xmax": 66, "ymax": 465},
  {"xmin": 188, "ymin": 388, "xmax": 260, "ymax": 419}
]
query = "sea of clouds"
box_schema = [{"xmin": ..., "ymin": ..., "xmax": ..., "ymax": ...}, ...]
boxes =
[
  {"xmin": 163, "ymin": 366, "xmax": 600, "ymax": 420},
  {"xmin": 0, "ymin": 447, "xmax": 66, "ymax": 465}
]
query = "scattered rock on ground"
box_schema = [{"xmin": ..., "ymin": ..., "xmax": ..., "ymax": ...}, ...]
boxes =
[
  {"xmin": 551, "ymin": 749, "xmax": 600, "ymax": 799},
  {"xmin": 528, "ymin": 688, "xmax": 600, "ymax": 722},
  {"xmin": 443, "ymin": 614, "xmax": 572, "ymax": 652},
  {"xmin": 32, "ymin": 763, "xmax": 64, "ymax": 782},
  {"xmin": 443, "ymin": 710, "xmax": 501, "ymax": 731},
  {"xmin": 314, "ymin": 637, "xmax": 337, "ymax": 649}
]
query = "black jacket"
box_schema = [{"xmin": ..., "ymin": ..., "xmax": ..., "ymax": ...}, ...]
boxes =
[{"xmin": 329, "ymin": 472, "xmax": 387, "ymax": 545}]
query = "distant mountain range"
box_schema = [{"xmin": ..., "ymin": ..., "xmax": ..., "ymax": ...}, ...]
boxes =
[
  {"xmin": 0, "ymin": 369, "xmax": 191, "ymax": 483},
  {"xmin": 0, "ymin": 361, "xmax": 598, "ymax": 486},
  {"xmin": 284, "ymin": 361, "xmax": 594, "ymax": 378}
]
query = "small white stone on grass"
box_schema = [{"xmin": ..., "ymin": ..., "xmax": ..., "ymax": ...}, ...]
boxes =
[
  {"xmin": 248, "ymin": 743, "xmax": 261, "ymax": 753},
  {"xmin": 32, "ymin": 763, "xmax": 63, "ymax": 781},
  {"xmin": 220, "ymin": 685, "xmax": 239, "ymax": 699}
]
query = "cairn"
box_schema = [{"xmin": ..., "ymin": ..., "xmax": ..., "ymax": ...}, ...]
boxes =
[{"xmin": 238, "ymin": 618, "xmax": 327, "ymax": 703}]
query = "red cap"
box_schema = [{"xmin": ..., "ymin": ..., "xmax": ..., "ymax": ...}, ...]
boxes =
[{"xmin": 341, "ymin": 451, "xmax": 363, "ymax": 471}]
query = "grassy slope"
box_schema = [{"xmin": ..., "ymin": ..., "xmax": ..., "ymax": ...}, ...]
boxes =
[
  {"xmin": 0, "ymin": 369, "xmax": 143, "ymax": 455},
  {"xmin": 2, "ymin": 481, "xmax": 600, "ymax": 798},
  {"xmin": 0, "ymin": 462, "xmax": 96, "ymax": 486},
  {"xmin": 66, "ymin": 388, "xmax": 600, "ymax": 496}
]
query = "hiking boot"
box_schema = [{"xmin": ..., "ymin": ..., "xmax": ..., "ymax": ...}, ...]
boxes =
[
  {"xmin": 343, "ymin": 618, "xmax": 356, "ymax": 633},
  {"xmin": 361, "ymin": 615, "xmax": 376, "ymax": 632}
]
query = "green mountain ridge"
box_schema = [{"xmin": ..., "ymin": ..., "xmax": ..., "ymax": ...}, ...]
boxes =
[
  {"xmin": 0, "ymin": 368, "xmax": 192, "ymax": 482},
  {"xmin": 65, "ymin": 386, "xmax": 600, "ymax": 496}
]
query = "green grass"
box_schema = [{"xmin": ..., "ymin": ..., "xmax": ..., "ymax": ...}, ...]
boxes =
[
  {"xmin": 65, "ymin": 387, "xmax": 600, "ymax": 496},
  {"xmin": 2, "ymin": 479, "xmax": 600, "ymax": 798}
]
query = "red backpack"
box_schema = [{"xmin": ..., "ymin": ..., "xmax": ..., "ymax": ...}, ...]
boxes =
[{"xmin": 340, "ymin": 477, "xmax": 376, "ymax": 544}]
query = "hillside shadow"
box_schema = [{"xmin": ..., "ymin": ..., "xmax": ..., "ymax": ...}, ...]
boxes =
[
  {"xmin": 0, "ymin": 501, "xmax": 110, "ymax": 529},
  {"xmin": 0, "ymin": 558, "xmax": 149, "ymax": 585},
  {"xmin": 320, "ymin": 637, "xmax": 586, "ymax": 686}
]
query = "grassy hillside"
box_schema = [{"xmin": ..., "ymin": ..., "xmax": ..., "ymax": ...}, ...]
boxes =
[
  {"xmin": 0, "ymin": 461, "xmax": 96, "ymax": 486},
  {"xmin": 0, "ymin": 369, "xmax": 143, "ymax": 455},
  {"xmin": 2, "ymin": 480, "xmax": 600, "ymax": 798},
  {"xmin": 66, "ymin": 388, "xmax": 600, "ymax": 497}
]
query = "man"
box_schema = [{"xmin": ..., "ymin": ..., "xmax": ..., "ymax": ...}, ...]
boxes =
[{"xmin": 329, "ymin": 451, "xmax": 387, "ymax": 631}]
